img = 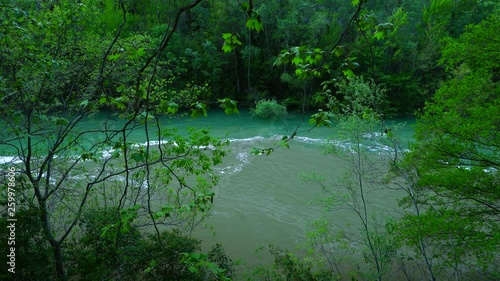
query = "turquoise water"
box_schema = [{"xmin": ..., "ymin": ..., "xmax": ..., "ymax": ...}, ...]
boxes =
[
  {"xmin": 156, "ymin": 109, "xmax": 416, "ymax": 265},
  {"xmin": 0, "ymin": 109, "xmax": 416, "ymax": 265}
]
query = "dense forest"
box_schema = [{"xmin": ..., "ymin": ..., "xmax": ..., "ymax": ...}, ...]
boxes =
[{"xmin": 0, "ymin": 0, "xmax": 499, "ymax": 280}]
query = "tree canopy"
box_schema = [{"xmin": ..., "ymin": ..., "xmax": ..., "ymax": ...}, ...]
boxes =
[{"xmin": 1, "ymin": 0, "xmax": 499, "ymax": 280}]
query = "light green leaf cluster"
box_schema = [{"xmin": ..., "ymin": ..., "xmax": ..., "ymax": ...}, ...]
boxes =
[
  {"xmin": 246, "ymin": 18, "xmax": 264, "ymax": 32},
  {"xmin": 309, "ymin": 109, "xmax": 334, "ymax": 127},
  {"xmin": 221, "ymin": 32, "xmax": 242, "ymax": 53},
  {"xmin": 218, "ymin": 98, "xmax": 240, "ymax": 115}
]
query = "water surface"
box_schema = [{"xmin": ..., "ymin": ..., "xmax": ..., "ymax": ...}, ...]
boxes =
[{"xmin": 0, "ymin": 109, "xmax": 416, "ymax": 265}]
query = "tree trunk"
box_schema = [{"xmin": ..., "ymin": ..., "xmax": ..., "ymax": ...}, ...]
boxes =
[
  {"xmin": 247, "ymin": 28, "xmax": 251, "ymax": 91},
  {"xmin": 234, "ymin": 54, "xmax": 240, "ymax": 93},
  {"xmin": 53, "ymin": 242, "xmax": 66, "ymax": 280}
]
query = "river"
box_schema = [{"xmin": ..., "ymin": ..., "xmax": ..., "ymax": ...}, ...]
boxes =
[
  {"xmin": 157, "ymin": 109, "xmax": 416, "ymax": 266},
  {"xmin": 0, "ymin": 108, "xmax": 416, "ymax": 267}
]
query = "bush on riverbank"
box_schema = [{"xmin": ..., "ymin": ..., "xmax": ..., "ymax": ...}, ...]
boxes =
[{"xmin": 251, "ymin": 99, "xmax": 287, "ymax": 120}]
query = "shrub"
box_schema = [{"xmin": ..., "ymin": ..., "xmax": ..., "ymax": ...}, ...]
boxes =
[
  {"xmin": 0, "ymin": 209, "xmax": 55, "ymax": 280},
  {"xmin": 66, "ymin": 208, "xmax": 143, "ymax": 281},
  {"xmin": 66, "ymin": 208, "xmax": 234, "ymax": 281},
  {"xmin": 251, "ymin": 99, "xmax": 287, "ymax": 119}
]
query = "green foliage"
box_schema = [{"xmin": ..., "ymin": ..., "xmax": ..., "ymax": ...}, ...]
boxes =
[
  {"xmin": 246, "ymin": 17, "xmax": 264, "ymax": 32},
  {"xmin": 397, "ymin": 13, "xmax": 500, "ymax": 278},
  {"xmin": 312, "ymin": 76, "xmax": 386, "ymax": 126},
  {"xmin": 2, "ymin": 0, "xmax": 500, "ymax": 279},
  {"xmin": 0, "ymin": 209, "xmax": 55, "ymax": 280},
  {"xmin": 304, "ymin": 79, "xmax": 401, "ymax": 279},
  {"xmin": 139, "ymin": 232, "xmax": 205, "ymax": 281},
  {"xmin": 222, "ymin": 33, "xmax": 243, "ymax": 53},
  {"xmin": 245, "ymin": 245, "xmax": 334, "ymax": 281},
  {"xmin": 181, "ymin": 251, "xmax": 232, "ymax": 281},
  {"xmin": 274, "ymin": 46, "xmax": 326, "ymax": 79},
  {"xmin": 66, "ymin": 208, "xmax": 142, "ymax": 280},
  {"xmin": 308, "ymin": 110, "xmax": 334, "ymax": 127},
  {"xmin": 0, "ymin": 2, "xmax": 238, "ymax": 279},
  {"xmin": 251, "ymin": 99, "xmax": 288, "ymax": 120},
  {"xmin": 335, "ymin": 76, "xmax": 386, "ymax": 118},
  {"xmin": 207, "ymin": 243, "xmax": 235, "ymax": 279},
  {"xmin": 66, "ymin": 208, "xmax": 234, "ymax": 281},
  {"xmin": 300, "ymin": 217, "xmax": 352, "ymax": 279},
  {"xmin": 219, "ymin": 98, "xmax": 240, "ymax": 115},
  {"xmin": 440, "ymin": 11, "xmax": 500, "ymax": 73},
  {"xmin": 0, "ymin": 1, "xmax": 100, "ymax": 116}
]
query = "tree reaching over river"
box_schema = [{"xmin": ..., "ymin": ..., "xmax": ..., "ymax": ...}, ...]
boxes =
[
  {"xmin": 395, "ymin": 11, "xmax": 500, "ymax": 280},
  {"xmin": 0, "ymin": 1, "xmax": 234, "ymax": 279}
]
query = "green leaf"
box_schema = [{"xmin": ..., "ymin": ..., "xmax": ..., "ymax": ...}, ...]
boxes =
[
  {"xmin": 116, "ymin": 84, "xmax": 126, "ymax": 92},
  {"xmin": 81, "ymin": 153, "xmax": 92, "ymax": 161},
  {"xmin": 222, "ymin": 33, "xmax": 233, "ymax": 40},
  {"xmin": 52, "ymin": 117, "xmax": 69, "ymax": 126},
  {"xmin": 190, "ymin": 102, "xmax": 207, "ymax": 118},
  {"xmin": 136, "ymin": 47, "xmax": 146, "ymax": 57},
  {"xmin": 111, "ymin": 150, "xmax": 120, "ymax": 158},
  {"xmin": 113, "ymin": 141, "xmax": 122, "ymax": 149},
  {"xmin": 153, "ymin": 211, "xmax": 165, "ymax": 219},
  {"xmin": 251, "ymin": 148, "xmax": 263, "ymax": 155},
  {"xmin": 246, "ymin": 18, "xmax": 263, "ymax": 32},
  {"xmin": 309, "ymin": 110, "xmax": 335, "ymax": 127},
  {"xmin": 221, "ymin": 33, "xmax": 242, "ymax": 53},
  {"xmin": 131, "ymin": 152, "xmax": 145, "ymax": 162},
  {"xmin": 373, "ymin": 31, "xmax": 385, "ymax": 40},
  {"xmin": 108, "ymin": 53, "xmax": 121, "ymax": 61},
  {"xmin": 343, "ymin": 69, "xmax": 355, "ymax": 78},
  {"xmin": 219, "ymin": 98, "xmax": 239, "ymax": 115},
  {"xmin": 99, "ymin": 96, "xmax": 108, "ymax": 104},
  {"xmin": 100, "ymin": 224, "xmax": 116, "ymax": 238},
  {"xmin": 240, "ymin": 2, "xmax": 250, "ymax": 11},
  {"xmin": 167, "ymin": 102, "xmax": 179, "ymax": 114},
  {"xmin": 333, "ymin": 46, "xmax": 344, "ymax": 57},
  {"xmin": 291, "ymin": 56, "xmax": 303, "ymax": 65},
  {"xmin": 280, "ymin": 141, "xmax": 290, "ymax": 149},
  {"xmin": 352, "ymin": 0, "xmax": 360, "ymax": 6},
  {"xmin": 222, "ymin": 44, "xmax": 233, "ymax": 53}
]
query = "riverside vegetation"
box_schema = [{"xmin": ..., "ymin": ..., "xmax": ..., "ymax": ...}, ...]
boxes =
[{"xmin": 0, "ymin": 0, "xmax": 499, "ymax": 280}]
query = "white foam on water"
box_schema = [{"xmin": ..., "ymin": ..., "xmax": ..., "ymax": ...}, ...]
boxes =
[
  {"xmin": 0, "ymin": 156, "xmax": 22, "ymax": 165},
  {"xmin": 100, "ymin": 148, "xmax": 114, "ymax": 159},
  {"xmin": 362, "ymin": 132, "xmax": 384, "ymax": 139},
  {"xmin": 227, "ymin": 136, "xmax": 265, "ymax": 143},
  {"xmin": 141, "ymin": 179, "xmax": 149, "ymax": 189},
  {"xmin": 236, "ymin": 151, "xmax": 250, "ymax": 164},
  {"xmin": 133, "ymin": 140, "xmax": 217, "ymax": 151},
  {"xmin": 132, "ymin": 140, "xmax": 185, "ymax": 148},
  {"xmin": 294, "ymin": 136, "xmax": 327, "ymax": 144},
  {"xmin": 97, "ymin": 140, "xmax": 181, "ymax": 161},
  {"xmin": 216, "ymin": 151, "xmax": 251, "ymax": 175}
]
